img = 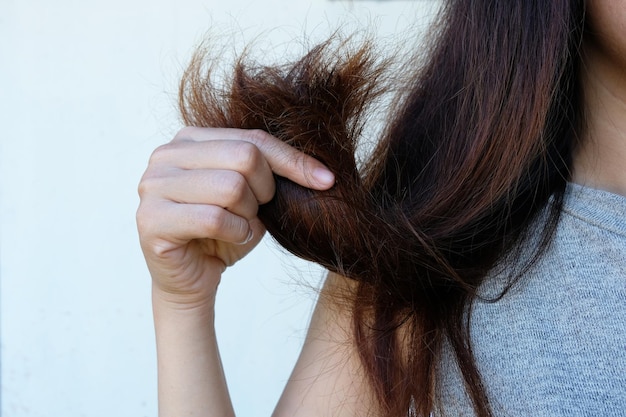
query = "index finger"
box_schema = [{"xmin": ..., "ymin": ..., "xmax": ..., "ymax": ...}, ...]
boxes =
[{"xmin": 175, "ymin": 127, "xmax": 335, "ymax": 190}]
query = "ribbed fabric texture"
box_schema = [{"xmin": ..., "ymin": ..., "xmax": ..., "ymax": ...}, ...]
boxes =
[{"xmin": 437, "ymin": 183, "xmax": 626, "ymax": 416}]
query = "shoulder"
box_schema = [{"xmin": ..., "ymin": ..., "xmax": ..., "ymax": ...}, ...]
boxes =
[{"xmin": 437, "ymin": 183, "xmax": 626, "ymax": 416}]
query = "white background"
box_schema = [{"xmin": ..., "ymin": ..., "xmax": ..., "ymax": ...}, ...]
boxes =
[{"xmin": 0, "ymin": 1, "xmax": 439, "ymax": 416}]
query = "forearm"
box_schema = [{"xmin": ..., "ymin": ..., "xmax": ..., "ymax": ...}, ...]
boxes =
[
  {"xmin": 153, "ymin": 288, "xmax": 235, "ymax": 417},
  {"xmin": 137, "ymin": 127, "xmax": 335, "ymax": 417}
]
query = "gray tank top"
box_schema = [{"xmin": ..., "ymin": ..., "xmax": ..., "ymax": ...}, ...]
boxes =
[{"xmin": 435, "ymin": 183, "xmax": 626, "ymax": 416}]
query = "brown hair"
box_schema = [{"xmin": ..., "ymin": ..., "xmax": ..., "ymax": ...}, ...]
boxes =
[{"xmin": 179, "ymin": 1, "xmax": 586, "ymax": 415}]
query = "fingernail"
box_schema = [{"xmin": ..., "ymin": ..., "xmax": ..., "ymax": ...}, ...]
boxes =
[
  {"xmin": 313, "ymin": 167, "xmax": 335, "ymax": 187},
  {"xmin": 238, "ymin": 229, "xmax": 254, "ymax": 245}
]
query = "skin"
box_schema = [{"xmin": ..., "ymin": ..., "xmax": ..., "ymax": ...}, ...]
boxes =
[
  {"xmin": 136, "ymin": 1, "xmax": 626, "ymax": 415},
  {"xmin": 573, "ymin": 0, "xmax": 626, "ymax": 196},
  {"xmin": 137, "ymin": 127, "xmax": 371, "ymax": 416}
]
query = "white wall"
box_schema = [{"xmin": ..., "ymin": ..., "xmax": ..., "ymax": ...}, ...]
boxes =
[{"xmin": 0, "ymin": 1, "xmax": 439, "ymax": 416}]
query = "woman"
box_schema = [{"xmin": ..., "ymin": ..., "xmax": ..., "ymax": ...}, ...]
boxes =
[{"xmin": 136, "ymin": 0, "xmax": 626, "ymax": 415}]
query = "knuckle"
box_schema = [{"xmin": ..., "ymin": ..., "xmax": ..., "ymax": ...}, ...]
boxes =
[
  {"xmin": 148, "ymin": 138, "xmax": 192, "ymax": 166},
  {"xmin": 280, "ymin": 151, "xmax": 303, "ymax": 171},
  {"xmin": 135, "ymin": 204, "xmax": 154, "ymax": 237},
  {"xmin": 148, "ymin": 143, "xmax": 174, "ymax": 166},
  {"xmin": 221, "ymin": 171, "xmax": 249, "ymax": 206},
  {"xmin": 137, "ymin": 175, "xmax": 151, "ymax": 198},
  {"xmin": 202, "ymin": 205, "xmax": 228, "ymax": 235},
  {"xmin": 137, "ymin": 180, "xmax": 148, "ymax": 198},
  {"xmin": 137, "ymin": 174, "xmax": 162, "ymax": 198},
  {"xmin": 135, "ymin": 206, "xmax": 146, "ymax": 231},
  {"xmin": 245, "ymin": 129, "xmax": 272, "ymax": 147},
  {"xmin": 172, "ymin": 126, "xmax": 197, "ymax": 142},
  {"xmin": 232, "ymin": 141, "xmax": 263, "ymax": 175}
]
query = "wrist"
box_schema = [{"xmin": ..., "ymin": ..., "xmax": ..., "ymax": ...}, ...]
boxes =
[
  {"xmin": 150, "ymin": 260, "xmax": 225, "ymax": 312},
  {"xmin": 152, "ymin": 284, "xmax": 218, "ymax": 315},
  {"xmin": 152, "ymin": 287, "xmax": 217, "ymax": 350},
  {"xmin": 151, "ymin": 284, "xmax": 234, "ymax": 417}
]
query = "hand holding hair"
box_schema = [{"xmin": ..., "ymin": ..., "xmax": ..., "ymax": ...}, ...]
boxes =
[
  {"xmin": 136, "ymin": 126, "xmax": 334, "ymax": 308},
  {"xmin": 137, "ymin": 126, "xmax": 335, "ymax": 417}
]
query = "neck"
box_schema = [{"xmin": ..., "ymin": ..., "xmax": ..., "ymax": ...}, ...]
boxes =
[{"xmin": 572, "ymin": 40, "xmax": 626, "ymax": 197}]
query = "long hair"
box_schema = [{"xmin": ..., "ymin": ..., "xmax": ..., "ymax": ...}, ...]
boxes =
[{"xmin": 178, "ymin": 1, "xmax": 586, "ymax": 415}]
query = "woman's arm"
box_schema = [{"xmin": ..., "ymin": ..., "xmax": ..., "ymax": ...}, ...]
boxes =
[
  {"xmin": 152, "ymin": 288, "xmax": 234, "ymax": 417},
  {"xmin": 274, "ymin": 273, "xmax": 373, "ymax": 417},
  {"xmin": 152, "ymin": 272, "xmax": 373, "ymax": 417},
  {"xmin": 137, "ymin": 127, "xmax": 335, "ymax": 416},
  {"xmin": 153, "ymin": 274, "xmax": 373, "ymax": 417}
]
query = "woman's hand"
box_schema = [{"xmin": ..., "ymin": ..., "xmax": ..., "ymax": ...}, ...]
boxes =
[{"xmin": 136, "ymin": 127, "xmax": 335, "ymax": 308}]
